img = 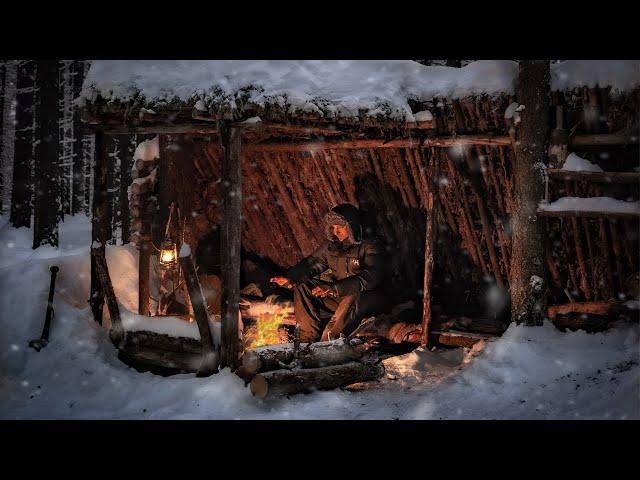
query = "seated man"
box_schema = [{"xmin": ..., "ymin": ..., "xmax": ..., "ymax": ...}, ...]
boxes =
[{"xmin": 271, "ymin": 204, "xmax": 389, "ymax": 343}]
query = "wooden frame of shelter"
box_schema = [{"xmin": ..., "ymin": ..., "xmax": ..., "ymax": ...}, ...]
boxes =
[{"xmin": 82, "ymin": 76, "xmax": 640, "ymax": 377}]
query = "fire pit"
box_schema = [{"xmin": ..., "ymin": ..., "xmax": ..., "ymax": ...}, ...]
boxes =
[{"xmin": 241, "ymin": 297, "xmax": 296, "ymax": 350}]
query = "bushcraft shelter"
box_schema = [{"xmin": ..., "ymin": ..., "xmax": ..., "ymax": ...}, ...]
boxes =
[{"xmin": 79, "ymin": 60, "xmax": 640, "ymax": 378}]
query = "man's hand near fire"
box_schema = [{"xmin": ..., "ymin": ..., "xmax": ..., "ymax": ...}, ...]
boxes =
[
  {"xmin": 270, "ymin": 276, "xmax": 294, "ymax": 289},
  {"xmin": 270, "ymin": 276, "xmax": 336, "ymax": 298},
  {"xmin": 311, "ymin": 284, "xmax": 337, "ymax": 298}
]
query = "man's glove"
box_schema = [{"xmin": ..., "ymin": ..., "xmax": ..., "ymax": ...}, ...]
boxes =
[{"xmin": 311, "ymin": 284, "xmax": 337, "ymax": 298}]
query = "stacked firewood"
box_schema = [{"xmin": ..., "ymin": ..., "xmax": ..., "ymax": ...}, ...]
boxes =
[
  {"xmin": 129, "ymin": 150, "xmax": 159, "ymax": 246},
  {"xmin": 240, "ymin": 338, "xmax": 384, "ymax": 398}
]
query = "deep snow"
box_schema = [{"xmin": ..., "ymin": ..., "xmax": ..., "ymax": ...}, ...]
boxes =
[{"xmin": 0, "ymin": 214, "xmax": 638, "ymax": 419}]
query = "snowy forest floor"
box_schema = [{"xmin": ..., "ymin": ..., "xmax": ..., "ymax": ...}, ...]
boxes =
[{"xmin": 0, "ymin": 214, "xmax": 638, "ymax": 419}]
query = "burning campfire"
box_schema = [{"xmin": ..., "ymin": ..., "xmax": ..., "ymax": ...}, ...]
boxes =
[{"xmin": 243, "ymin": 297, "xmax": 295, "ymax": 350}]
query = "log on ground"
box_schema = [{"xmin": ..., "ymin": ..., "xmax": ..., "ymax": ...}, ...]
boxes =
[
  {"xmin": 241, "ymin": 339, "xmax": 367, "ymax": 375},
  {"xmin": 249, "ymin": 361, "xmax": 385, "ymax": 398}
]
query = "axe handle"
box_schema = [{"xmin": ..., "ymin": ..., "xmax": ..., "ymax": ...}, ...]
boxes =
[{"xmin": 41, "ymin": 266, "xmax": 59, "ymax": 341}]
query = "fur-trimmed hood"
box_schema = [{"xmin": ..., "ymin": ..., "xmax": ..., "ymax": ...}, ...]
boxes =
[{"xmin": 323, "ymin": 204, "xmax": 362, "ymax": 244}]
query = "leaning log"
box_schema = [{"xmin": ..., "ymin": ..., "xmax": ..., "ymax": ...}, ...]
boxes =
[
  {"xmin": 241, "ymin": 339, "xmax": 367, "ymax": 375},
  {"xmin": 92, "ymin": 247, "xmax": 123, "ymax": 346},
  {"xmin": 249, "ymin": 361, "xmax": 385, "ymax": 398},
  {"xmin": 179, "ymin": 246, "xmax": 218, "ymax": 376}
]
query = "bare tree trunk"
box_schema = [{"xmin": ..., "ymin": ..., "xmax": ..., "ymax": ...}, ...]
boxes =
[
  {"xmin": 1, "ymin": 60, "xmax": 17, "ymax": 215},
  {"xmin": 120, "ymin": 134, "xmax": 135, "ymax": 244},
  {"xmin": 10, "ymin": 61, "xmax": 36, "ymax": 228},
  {"xmin": 510, "ymin": 60, "xmax": 550, "ymax": 326},
  {"xmin": 71, "ymin": 60, "xmax": 86, "ymax": 215},
  {"xmin": 57, "ymin": 61, "xmax": 74, "ymax": 216},
  {"xmin": 33, "ymin": 60, "xmax": 60, "ymax": 248},
  {"xmin": 107, "ymin": 135, "xmax": 120, "ymax": 244},
  {"xmin": 0, "ymin": 61, "xmax": 5, "ymax": 212}
]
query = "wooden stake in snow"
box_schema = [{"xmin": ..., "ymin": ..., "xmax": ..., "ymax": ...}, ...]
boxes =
[{"xmin": 510, "ymin": 60, "xmax": 550, "ymax": 326}]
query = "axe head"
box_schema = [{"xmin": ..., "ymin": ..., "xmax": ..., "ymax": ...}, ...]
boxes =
[{"xmin": 28, "ymin": 338, "xmax": 49, "ymax": 352}]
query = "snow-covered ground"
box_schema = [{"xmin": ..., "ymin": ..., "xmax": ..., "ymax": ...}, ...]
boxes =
[{"xmin": 0, "ymin": 214, "xmax": 638, "ymax": 419}]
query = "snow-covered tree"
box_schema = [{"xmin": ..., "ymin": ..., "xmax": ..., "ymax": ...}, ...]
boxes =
[
  {"xmin": 10, "ymin": 60, "xmax": 36, "ymax": 228},
  {"xmin": 33, "ymin": 60, "xmax": 60, "ymax": 248}
]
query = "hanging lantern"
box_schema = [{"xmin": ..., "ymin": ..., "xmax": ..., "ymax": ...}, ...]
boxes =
[{"xmin": 159, "ymin": 236, "xmax": 178, "ymax": 268}]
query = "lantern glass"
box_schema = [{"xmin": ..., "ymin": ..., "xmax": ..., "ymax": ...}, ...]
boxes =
[{"xmin": 159, "ymin": 237, "xmax": 177, "ymax": 267}]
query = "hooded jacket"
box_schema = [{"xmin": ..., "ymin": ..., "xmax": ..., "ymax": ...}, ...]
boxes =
[{"xmin": 285, "ymin": 204, "xmax": 385, "ymax": 296}]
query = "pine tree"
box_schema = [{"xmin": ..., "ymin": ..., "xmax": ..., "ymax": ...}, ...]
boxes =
[
  {"xmin": 10, "ymin": 60, "xmax": 36, "ymax": 228},
  {"xmin": 0, "ymin": 61, "xmax": 5, "ymax": 213},
  {"xmin": 33, "ymin": 60, "xmax": 60, "ymax": 248},
  {"xmin": 81, "ymin": 60, "xmax": 94, "ymax": 215},
  {"xmin": 57, "ymin": 60, "xmax": 75, "ymax": 216},
  {"xmin": 1, "ymin": 60, "xmax": 17, "ymax": 215}
]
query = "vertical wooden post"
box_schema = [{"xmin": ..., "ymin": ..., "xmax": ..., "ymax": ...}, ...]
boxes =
[
  {"xmin": 219, "ymin": 121, "xmax": 242, "ymax": 370},
  {"xmin": 90, "ymin": 131, "xmax": 108, "ymax": 324},
  {"xmin": 510, "ymin": 60, "xmax": 550, "ymax": 326},
  {"xmin": 421, "ymin": 153, "xmax": 438, "ymax": 347},
  {"xmin": 138, "ymin": 236, "xmax": 151, "ymax": 316}
]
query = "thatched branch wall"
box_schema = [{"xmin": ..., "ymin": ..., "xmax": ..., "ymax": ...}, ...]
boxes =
[{"xmin": 122, "ymin": 87, "xmax": 638, "ymax": 317}]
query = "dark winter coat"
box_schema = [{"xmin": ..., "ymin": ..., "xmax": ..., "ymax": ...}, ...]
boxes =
[{"xmin": 285, "ymin": 204, "xmax": 386, "ymax": 296}]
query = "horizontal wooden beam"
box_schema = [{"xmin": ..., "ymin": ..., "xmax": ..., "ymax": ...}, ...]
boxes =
[
  {"xmin": 423, "ymin": 135, "xmax": 512, "ymax": 147},
  {"xmin": 247, "ymin": 135, "xmax": 512, "ymax": 152},
  {"xmin": 547, "ymin": 169, "xmax": 640, "ymax": 183},
  {"xmin": 537, "ymin": 208, "xmax": 640, "ymax": 219},
  {"xmin": 84, "ymin": 123, "xmax": 219, "ymax": 135},
  {"xmin": 547, "ymin": 301, "xmax": 624, "ymax": 321},
  {"xmin": 569, "ymin": 130, "xmax": 639, "ymax": 146}
]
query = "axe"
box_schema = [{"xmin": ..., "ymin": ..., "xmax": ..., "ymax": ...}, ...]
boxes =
[{"xmin": 29, "ymin": 265, "xmax": 59, "ymax": 352}]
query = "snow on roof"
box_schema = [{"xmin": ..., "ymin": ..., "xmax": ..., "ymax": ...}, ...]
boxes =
[
  {"xmin": 81, "ymin": 60, "xmax": 640, "ymax": 122},
  {"xmin": 539, "ymin": 196, "xmax": 640, "ymax": 216}
]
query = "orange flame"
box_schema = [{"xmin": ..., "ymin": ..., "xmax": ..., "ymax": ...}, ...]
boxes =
[{"xmin": 243, "ymin": 300, "xmax": 294, "ymax": 350}]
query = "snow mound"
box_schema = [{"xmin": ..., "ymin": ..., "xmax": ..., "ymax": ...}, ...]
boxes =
[
  {"xmin": 561, "ymin": 153, "xmax": 604, "ymax": 172},
  {"xmin": 405, "ymin": 321, "xmax": 639, "ymax": 420}
]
